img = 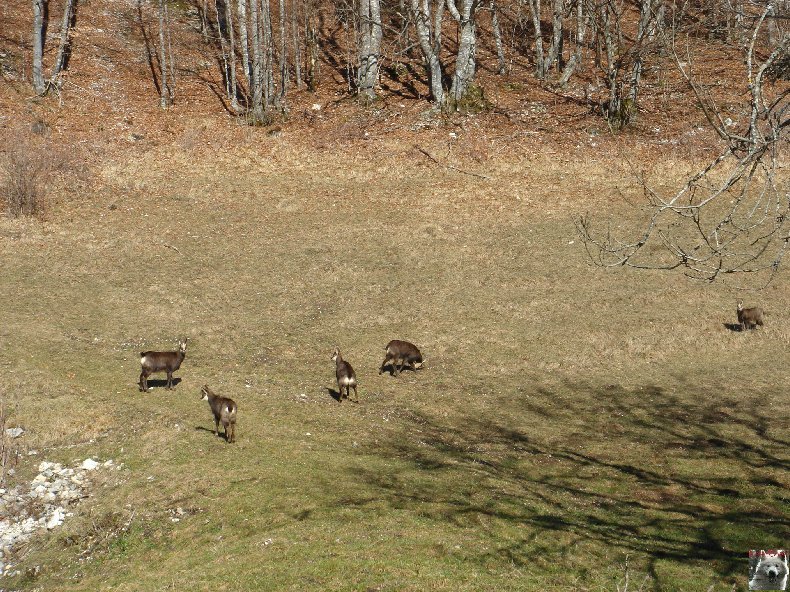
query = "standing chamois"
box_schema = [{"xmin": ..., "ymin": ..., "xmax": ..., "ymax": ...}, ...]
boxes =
[
  {"xmin": 139, "ymin": 338, "xmax": 187, "ymax": 391},
  {"xmin": 331, "ymin": 347, "xmax": 358, "ymax": 402},
  {"xmin": 379, "ymin": 340, "xmax": 424, "ymax": 376},
  {"xmin": 200, "ymin": 385, "xmax": 237, "ymax": 443},
  {"xmin": 737, "ymin": 300, "xmax": 765, "ymax": 331}
]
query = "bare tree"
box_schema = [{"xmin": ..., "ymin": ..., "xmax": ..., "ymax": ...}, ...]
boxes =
[
  {"xmin": 249, "ymin": 0, "xmax": 266, "ymax": 120},
  {"xmin": 528, "ymin": 0, "xmax": 565, "ymax": 79},
  {"xmin": 411, "ymin": 0, "xmax": 447, "ymax": 104},
  {"xmin": 238, "ymin": 0, "xmax": 252, "ymax": 87},
  {"xmin": 278, "ymin": 0, "xmax": 289, "ymax": 104},
  {"xmin": 558, "ymin": 0, "xmax": 591, "ymax": 86},
  {"xmin": 292, "ymin": 0, "xmax": 303, "ymax": 87},
  {"xmin": 224, "ymin": 0, "xmax": 240, "ymax": 111},
  {"xmin": 577, "ymin": 10, "xmax": 790, "ymax": 283},
  {"xmin": 447, "ymin": 0, "xmax": 482, "ymax": 107},
  {"xmin": 305, "ymin": 0, "xmax": 319, "ymax": 91},
  {"xmin": 157, "ymin": 0, "xmax": 173, "ymax": 108},
  {"xmin": 357, "ymin": 0, "xmax": 383, "ymax": 99},
  {"xmin": 31, "ymin": 0, "xmax": 77, "ymax": 95},
  {"xmin": 490, "ymin": 0, "xmax": 506, "ymax": 74},
  {"xmin": 593, "ymin": 0, "xmax": 659, "ymax": 127}
]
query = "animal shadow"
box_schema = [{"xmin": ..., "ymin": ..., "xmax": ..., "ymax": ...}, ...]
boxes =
[
  {"xmin": 194, "ymin": 425, "xmax": 230, "ymax": 442},
  {"xmin": 325, "ymin": 387, "xmax": 360, "ymax": 403},
  {"xmin": 380, "ymin": 364, "xmax": 419, "ymax": 376},
  {"xmin": 723, "ymin": 323, "xmax": 744, "ymax": 332},
  {"xmin": 140, "ymin": 378, "xmax": 182, "ymax": 390}
]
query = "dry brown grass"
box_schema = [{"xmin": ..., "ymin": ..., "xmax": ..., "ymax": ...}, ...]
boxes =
[{"xmin": 0, "ymin": 137, "xmax": 786, "ymax": 590}]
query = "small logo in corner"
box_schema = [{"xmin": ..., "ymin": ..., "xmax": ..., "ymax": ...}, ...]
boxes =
[{"xmin": 749, "ymin": 550, "xmax": 788, "ymax": 591}]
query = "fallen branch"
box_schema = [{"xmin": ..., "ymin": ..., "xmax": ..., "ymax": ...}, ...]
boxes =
[
  {"xmin": 414, "ymin": 145, "xmax": 491, "ymax": 180},
  {"xmin": 162, "ymin": 243, "xmax": 182, "ymax": 255}
]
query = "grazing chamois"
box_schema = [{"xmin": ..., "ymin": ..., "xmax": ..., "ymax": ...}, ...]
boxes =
[
  {"xmin": 379, "ymin": 340, "xmax": 424, "ymax": 376},
  {"xmin": 139, "ymin": 338, "xmax": 187, "ymax": 392},
  {"xmin": 737, "ymin": 300, "xmax": 765, "ymax": 331},
  {"xmin": 331, "ymin": 347, "xmax": 357, "ymax": 402},
  {"xmin": 200, "ymin": 385, "xmax": 237, "ymax": 443}
]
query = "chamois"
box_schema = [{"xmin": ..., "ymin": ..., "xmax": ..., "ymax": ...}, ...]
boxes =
[
  {"xmin": 379, "ymin": 340, "xmax": 424, "ymax": 376},
  {"xmin": 139, "ymin": 338, "xmax": 187, "ymax": 392},
  {"xmin": 200, "ymin": 385, "xmax": 237, "ymax": 443},
  {"xmin": 331, "ymin": 347, "xmax": 357, "ymax": 402},
  {"xmin": 737, "ymin": 300, "xmax": 765, "ymax": 331}
]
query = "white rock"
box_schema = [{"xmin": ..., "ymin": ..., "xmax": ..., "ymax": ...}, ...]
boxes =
[
  {"xmin": 81, "ymin": 459, "xmax": 99, "ymax": 471},
  {"xmin": 46, "ymin": 508, "xmax": 64, "ymax": 530},
  {"xmin": 5, "ymin": 428, "xmax": 24, "ymax": 439}
]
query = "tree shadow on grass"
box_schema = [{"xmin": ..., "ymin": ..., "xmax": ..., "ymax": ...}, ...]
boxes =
[{"xmin": 352, "ymin": 380, "xmax": 789, "ymax": 586}]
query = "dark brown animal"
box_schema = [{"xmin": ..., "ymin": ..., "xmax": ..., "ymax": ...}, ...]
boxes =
[
  {"xmin": 200, "ymin": 385, "xmax": 237, "ymax": 443},
  {"xmin": 331, "ymin": 347, "xmax": 357, "ymax": 402},
  {"xmin": 139, "ymin": 338, "xmax": 187, "ymax": 391},
  {"xmin": 737, "ymin": 300, "xmax": 765, "ymax": 331},
  {"xmin": 379, "ymin": 340, "xmax": 424, "ymax": 376}
]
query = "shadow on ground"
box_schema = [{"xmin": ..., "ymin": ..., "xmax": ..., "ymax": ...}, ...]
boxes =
[{"xmin": 351, "ymin": 380, "xmax": 788, "ymax": 585}]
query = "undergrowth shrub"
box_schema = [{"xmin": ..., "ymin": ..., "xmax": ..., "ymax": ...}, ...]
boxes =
[{"xmin": 1, "ymin": 129, "xmax": 73, "ymax": 219}]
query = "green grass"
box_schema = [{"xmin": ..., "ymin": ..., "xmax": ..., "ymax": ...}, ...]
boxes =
[{"xmin": 0, "ymin": 141, "xmax": 787, "ymax": 590}]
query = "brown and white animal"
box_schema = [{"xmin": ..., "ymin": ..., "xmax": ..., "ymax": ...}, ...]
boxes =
[
  {"xmin": 200, "ymin": 385, "xmax": 237, "ymax": 443},
  {"xmin": 138, "ymin": 338, "xmax": 188, "ymax": 392},
  {"xmin": 331, "ymin": 347, "xmax": 357, "ymax": 402},
  {"xmin": 379, "ymin": 340, "xmax": 424, "ymax": 376},
  {"xmin": 737, "ymin": 300, "xmax": 765, "ymax": 331}
]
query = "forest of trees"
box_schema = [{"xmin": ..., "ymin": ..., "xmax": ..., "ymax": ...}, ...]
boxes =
[{"xmin": 29, "ymin": 0, "xmax": 788, "ymax": 123}]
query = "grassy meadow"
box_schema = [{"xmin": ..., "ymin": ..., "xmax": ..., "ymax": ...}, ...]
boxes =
[{"xmin": 0, "ymin": 138, "xmax": 787, "ymax": 591}]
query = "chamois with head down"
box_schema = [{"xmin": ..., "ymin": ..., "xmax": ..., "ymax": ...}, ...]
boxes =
[
  {"xmin": 200, "ymin": 385, "xmax": 237, "ymax": 443},
  {"xmin": 379, "ymin": 340, "xmax": 424, "ymax": 376},
  {"xmin": 737, "ymin": 300, "xmax": 765, "ymax": 331},
  {"xmin": 331, "ymin": 347, "xmax": 357, "ymax": 402},
  {"xmin": 138, "ymin": 338, "xmax": 188, "ymax": 392}
]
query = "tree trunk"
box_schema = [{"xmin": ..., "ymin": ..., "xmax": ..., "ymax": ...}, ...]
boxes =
[
  {"xmin": 278, "ymin": 0, "xmax": 288, "ymax": 104},
  {"xmin": 411, "ymin": 0, "xmax": 446, "ymax": 105},
  {"xmin": 490, "ymin": 0, "xmax": 506, "ymax": 74},
  {"xmin": 250, "ymin": 0, "xmax": 265, "ymax": 120},
  {"xmin": 306, "ymin": 2, "xmax": 319, "ymax": 91},
  {"xmin": 224, "ymin": 0, "xmax": 240, "ymax": 110},
  {"xmin": 32, "ymin": 0, "xmax": 46, "ymax": 95},
  {"xmin": 528, "ymin": 0, "xmax": 545, "ymax": 78},
  {"xmin": 50, "ymin": 0, "xmax": 76, "ymax": 86},
  {"xmin": 627, "ymin": 0, "xmax": 655, "ymax": 115},
  {"xmin": 292, "ymin": 0, "xmax": 302, "ymax": 87},
  {"xmin": 544, "ymin": 0, "xmax": 564, "ymax": 73},
  {"xmin": 558, "ymin": 0, "xmax": 587, "ymax": 86},
  {"xmin": 358, "ymin": 0, "xmax": 383, "ymax": 98},
  {"xmin": 238, "ymin": 0, "xmax": 252, "ymax": 90},
  {"xmin": 216, "ymin": 0, "xmax": 232, "ymax": 102},
  {"xmin": 447, "ymin": 0, "xmax": 479, "ymax": 107},
  {"xmin": 158, "ymin": 0, "xmax": 171, "ymax": 108},
  {"xmin": 261, "ymin": 0, "xmax": 275, "ymax": 108}
]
